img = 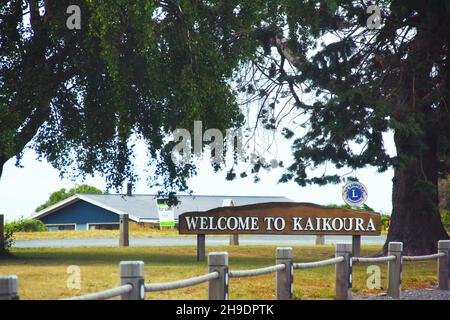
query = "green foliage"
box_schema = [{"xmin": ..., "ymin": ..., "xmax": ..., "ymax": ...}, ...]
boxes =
[
  {"xmin": 325, "ymin": 203, "xmax": 375, "ymax": 212},
  {"xmin": 1, "ymin": 0, "xmax": 449, "ymax": 245},
  {"xmin": 380, "ymin": 214, "xmax": 390, "ymax": 231},
  {"xmin": 35, "ymin": 184, "xmax": 105, "ymax": 212},
  {"xmin": 5, "ymin": 218, "xmax": 47, "ymax": 233},
  {"xmin": 326, "ymin": 203, "xmax": 390, "ymax": 230},
  {"xmin": 1, "ymin": 0, "xmax": 260, "ymax": 191},
  {"xmin": 442, "ymin": 210, "xmax": 449, "ymax": 230},
  {"xmin": 222, "ymin": 1, "xmax": 450, "ymax": 191},
  {"xmin": 0, "ymin": 228, "xmax": 14, "ymax": 255}
]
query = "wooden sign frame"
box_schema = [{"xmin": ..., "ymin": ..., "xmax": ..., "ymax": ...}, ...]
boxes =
[{"xmin": 179, "ymin": 202, "xmax": 381, "ymax": 236}]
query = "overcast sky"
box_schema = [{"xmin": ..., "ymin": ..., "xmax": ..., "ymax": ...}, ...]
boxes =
[{"xmin": 0, "ymin": 129, "xmax": 396, "ymax": 222}]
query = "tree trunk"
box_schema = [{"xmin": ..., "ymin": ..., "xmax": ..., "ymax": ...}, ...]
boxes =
[
  {"xmin": 438, "ymin": 177, "xmax": 448, "ymax": 211},
  {"xmin": 385, "ymin": 130, "xmax": 449, "ymax": 255}
]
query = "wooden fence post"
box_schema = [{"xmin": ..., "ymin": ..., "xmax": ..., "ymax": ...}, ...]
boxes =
[
  {"xmin": 387, "ymin": 242, "xmax": 403, "ymax": 299},
  {"xmin": 120, "ymin": 261, "xmax": 145, "ymax": 300},
  {"xmin": 438, "ymin": 240, "xmax": 450, "ymax": 290},
  {"xmin": 0, "ymin": 276, "xmax": 19, "ymax": 300},
  {"xmin": 335, "ymin": 243, "xmax": 352, "ymax": 300},
  {"xmin": 276, "ymin": 247, "xmax": 293, "ymax": 300},
  {"xmin": 197, "ymin": 234, "xmax": 206, "ymax": 262},
  {"xmin": 208, "ymin": 252, "xmax": 228, "ymax": 300},
  {"xmin": 119, "ymin": 214, "xmax": 129, "ymax": 247}
]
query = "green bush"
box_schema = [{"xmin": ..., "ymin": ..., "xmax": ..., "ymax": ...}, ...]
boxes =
[
  {"xmin": 1, "ymin": 228, "xmax": 14, "ymax": 255},
  {"xmin": 381, "ymin": 214, "xmax": 390, "ymax": 231},
  {"xmin": 441, "ymin": 209, "xmax": 449, "ymax": 231},
  {"xmin": 326, "ymin": 203, "xmax": 391, "ymax": 231},
  {"xmin": 325, "ymin": 203, "xmax": 375, "ymax": 212},
  {"xmin": 5, "ymin": 217, "xmax": 48, "ymax": 233}
]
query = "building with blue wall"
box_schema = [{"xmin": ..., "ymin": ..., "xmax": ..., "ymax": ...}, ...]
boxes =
[
  {"xmin": 31, "ymin": 194, "xmax": 292, "ymax": 231},
  {"xmin": 38, "ymin": 200, "xmax": 120, "ymax": 231}
]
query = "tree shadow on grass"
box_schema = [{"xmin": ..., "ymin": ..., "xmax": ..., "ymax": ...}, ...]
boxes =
[
  {"xmin": 2, "ymin": 246, "xmax": 279, "ymax": 267},
  {"xmin": 2, "ymin": 246, "xmax": 382, "ymax": 268}
]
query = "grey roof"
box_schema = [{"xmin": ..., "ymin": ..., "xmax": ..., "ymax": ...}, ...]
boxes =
[{"xmin": 79, "ymin": 194, "xmax": 293, "ymax": 221}]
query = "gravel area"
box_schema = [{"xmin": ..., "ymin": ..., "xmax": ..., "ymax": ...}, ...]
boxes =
[{"xmin": 355, "ymin": 286, "xmax": 450, "ymax": 300}]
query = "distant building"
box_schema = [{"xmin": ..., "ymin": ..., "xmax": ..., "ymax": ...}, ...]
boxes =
[{"xmin": 31, "ymin": 194, "xmax": 292, "ymax": 231}]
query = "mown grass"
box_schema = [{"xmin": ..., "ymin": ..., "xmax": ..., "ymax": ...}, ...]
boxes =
[
  {"xmin": 7, "ymin": 228, "xmax": 398, "ymax": 240},
  {"xmin": 12, "ymin": 228, "xmax": 187, "ymax": 240},
  {"xmin": 0, "ymin": 245, "xmax": 440, "ymax": 300}
]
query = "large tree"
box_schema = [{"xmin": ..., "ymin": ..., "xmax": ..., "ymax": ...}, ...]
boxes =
[
  {"xmin": 0, "ymin": 0, "xmax": 260, "ymax": 193},
  {"xmin": 232, "ymin": 0, "xmax": 449, "ymax": 254}
]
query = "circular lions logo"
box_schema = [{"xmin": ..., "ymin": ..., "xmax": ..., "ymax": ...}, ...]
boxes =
[{"xmin": 342, "ymin": 181, "xmax": 368, "ymax": 207}]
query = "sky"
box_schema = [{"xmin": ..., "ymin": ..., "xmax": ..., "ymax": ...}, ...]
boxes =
[{"xmin": 0, "ymin": 130, "xmax": 396, "ymax": 222}]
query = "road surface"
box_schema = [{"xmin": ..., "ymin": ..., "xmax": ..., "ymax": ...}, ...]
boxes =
[{"xmin": 13, "ymin": 234, "xmax": 387, "ymax": 248}]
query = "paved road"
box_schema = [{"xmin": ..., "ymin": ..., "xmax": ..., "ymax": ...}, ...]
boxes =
[{"xmin": 13, "ymin": 235, "xmax": 387, "ymax": 248}]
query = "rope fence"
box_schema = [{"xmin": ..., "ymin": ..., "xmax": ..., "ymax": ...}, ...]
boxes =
[
  {"xmin": 294, "ymin": 256, "xmax": 344, "ymax": 269},
  {"xmin": 63, "ymin": 284, "xmax": 132, "ymax": 301},
  {"xmin": 145, "ymin": 272, "xmax": 218, "ymax": 292},
  {"xmin": 229, "ymin": 264, "xmax": 285, "ymax": 278},
  {"xmin": 403, "ymin": 252, "xmax": 445, "ymax": 261},
  {"xmin": 352, "ymin": 255, "xmax": 396, "ymax": 263},
  {"xmin": 0, "ymin": 240, "xmax": 448, "ymax": 300}
]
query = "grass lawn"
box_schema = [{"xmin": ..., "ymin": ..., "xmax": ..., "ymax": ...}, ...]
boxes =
[
  {"xmin": 12, "ymin": 228, "xmax": 188, "ymax": 240},
  {"xmin": 0, "ymin": 245, "xmax": 440, "ymax": 300},
  {"xmin": 9, "ymin": 229, "xmax": 393, "ymax": 240}
]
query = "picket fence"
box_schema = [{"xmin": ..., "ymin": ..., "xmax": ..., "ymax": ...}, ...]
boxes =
[{"xmin": 0, "ymin": 240, "xmax": 449, "ymax": 300}]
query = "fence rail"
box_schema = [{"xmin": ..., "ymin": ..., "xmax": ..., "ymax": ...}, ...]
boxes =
[
  {"xmin": 229, "ymin": 264, "xmax": 285, "ymax": 278},
  {"xmin": 294, "ymin": 256, "xmax": 344, "ymax": 269},
  {"xmin": 403, "ymin": 252, "xmax": 445, "ymax": 261},
  {"xmin": 1, "ymin": 240, "xmax": 449, "ymax": 300},
  {"xmin": 145, "ymin": 272, "xmax": 218, "ymax": 292},
  {"xmin": 63, "ymin": 284, "xmax": 132, "ymax": 300},
  {"xmin": 352, "ymin": 255, "xmax": 396, "ymax": 263}
]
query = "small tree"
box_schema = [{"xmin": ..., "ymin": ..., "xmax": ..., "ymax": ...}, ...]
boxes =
[{"xmin": 35, "ymin": 184, "xmax": 105, "ymax": 212}]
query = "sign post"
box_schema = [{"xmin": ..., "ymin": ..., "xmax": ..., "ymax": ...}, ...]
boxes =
[
  {"xmin": 351, "ymin": 234, "xmax": 361, "ymax": 257},
  {"xmin": 315, "ymin": 235, "xmax": 325, "ymax": 245},
  {"xmin": 197, "ymin": 234, "xmax": 206, "ymax": 262},
  {"xmin": 223, "ymin": 200, "xmax": 239, "ymax": 246},
  {"xmin": 342, "ymin": 182, "xmax": 368, "ymax": 257},
  {"xmin": 119, "ymin": 214, "xmax": 129, "ymax": 247}
]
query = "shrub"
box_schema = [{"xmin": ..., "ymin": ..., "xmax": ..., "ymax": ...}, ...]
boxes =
[
  {"xmin": 5, "ymin": 217, "xmax": 48, "ymax": 233},
  {"xmin": 441, "ymin": 209, "xmax": 449, "ymax": 231},
  {"xmin": 381, "ymin": 214, "xmax": 390, "ymax": 231},
  {"xmin": 325, "ymin": 203, "xmax": 375, "ymax": 212},
  {"xmin": 326, "ymin": 203, "xmax": 390, "ymax": 231},
  {"xmin": 1, "ymin": 228, "xmax": 14, "ymax": 255}
]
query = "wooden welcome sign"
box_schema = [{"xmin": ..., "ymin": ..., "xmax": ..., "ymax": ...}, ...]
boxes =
[{"xmin": 179, "ymin": 202, "xmax": 381, "ymax": 236}]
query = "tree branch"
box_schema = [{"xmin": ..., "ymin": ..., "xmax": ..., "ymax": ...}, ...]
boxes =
[{"xmin": 271, "ymin": 35, "xmax": 303, "ymax": 69}]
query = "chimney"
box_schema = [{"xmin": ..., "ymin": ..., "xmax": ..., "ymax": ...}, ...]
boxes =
[{"xmin": 126, "ymin": 182, "xmax": 132, "ymax": 196}]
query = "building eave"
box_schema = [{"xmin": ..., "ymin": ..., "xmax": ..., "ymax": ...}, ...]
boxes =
[
  {"xmin": 31, "ymin": 194, "xmax": 140, "ymax": 222},
  {"xmin": 30, "ymin": 195, "xmax": 81, "ymax": 220}
]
